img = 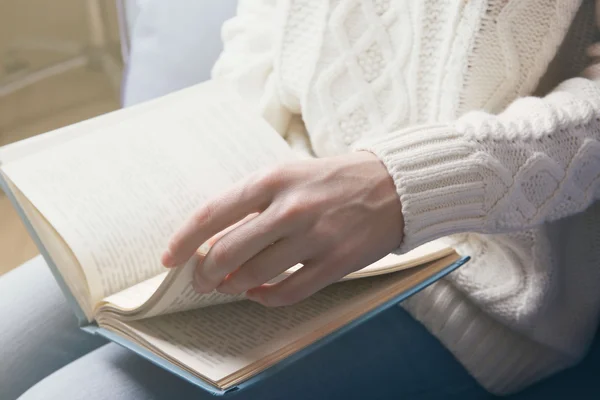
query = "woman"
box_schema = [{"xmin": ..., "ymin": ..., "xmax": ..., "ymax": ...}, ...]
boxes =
[{"xmin": 3, "ymin": 1, "xmax": 600, "ymax": 399}]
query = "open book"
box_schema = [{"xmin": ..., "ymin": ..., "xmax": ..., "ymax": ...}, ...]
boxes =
[{"xmin": 0, "ymin": 80, "xmax": 468, "ymax": 395}]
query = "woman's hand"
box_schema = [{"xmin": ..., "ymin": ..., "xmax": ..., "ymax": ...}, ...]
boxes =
[{"xmin": 161, "ymin": 151, "xmax": 404, "ymax": 307}]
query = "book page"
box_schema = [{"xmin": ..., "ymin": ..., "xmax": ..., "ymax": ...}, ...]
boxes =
[
  {"xmin": 112, "ymin": 275, "xmax": 392, "ymax": 383},
  {"xmin": 98, "ymin": 255, "xmax": 245, "ymax": 319},
  {"xmin": 99, "ymin": 239, "xmax": 454, "ymax": 320},
  {"xmin": 1, "ymin": 81, "xmax": 295, "ymax": 305},
  {"xmin": 2, "ymin": 175, "xmax": 94, "ymax": 320},
  {"xmin": 98, "ymin": 255, "xmax": 461, "ymax": 387},
  {"xmin": 126, "ymin": 242, "xmax": 452, "ymax": 318},
  {"xmin": 285, "ymin": 239, "xmax": 454, "ymax": 278},
  {"xmin": 145, "ymin": 284, "xmax": 246, "ymax": 318},
  {"xmin": 100, "ymin": 272, "xmax": 169, "ymax": 311},
  {"xmin": 136, "ymin": 255, "xmax": 246, "ymax": 317}
]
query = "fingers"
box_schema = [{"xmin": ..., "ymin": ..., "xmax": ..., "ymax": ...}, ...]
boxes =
[
  {"xmin": 206, "ymin": 213, "xmax": 259, "ymax": 247},
  {"xmin": 162, "ymin": 177, "xmax": 272, "ymax": 267},
  {"xmin": 193, "ymin": 208, "xmax": 288, "ymax": 293},
  {"xmin": 216, "ymin": 237, "xmax": 308, "ymax": 295},
  {"xmin": 246, "ymin": 255, "xmax": 358, "ymax": 307}
]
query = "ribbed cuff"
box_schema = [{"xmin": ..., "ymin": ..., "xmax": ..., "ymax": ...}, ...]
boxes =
[
  {"xmin": 400, "ymin": 280, "xmax": 575, "ymax": 395},
  {"xmin": 351, "ymin": 125, "xmax": 489, "ymax": 254}
]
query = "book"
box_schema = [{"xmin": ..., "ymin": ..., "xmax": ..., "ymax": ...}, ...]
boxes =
[{"xmin": 0, "ymin": 80, "xmax": 469, "ymax": 395}]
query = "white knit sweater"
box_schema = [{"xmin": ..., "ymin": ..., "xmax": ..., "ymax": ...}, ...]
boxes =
[{"xmin": 211, "ymin": 0, "xmax": 600, "ymax": 395}]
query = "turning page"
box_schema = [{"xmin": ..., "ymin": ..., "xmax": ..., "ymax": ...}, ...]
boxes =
[
  {"xmin": 1, "ymin": 80, "xmax": 295, "ymax": 305},
  {"xmin": 96, "ymin": 254, "xmax": 245, "ymax": 320},
  {"xmin": 96, "ymin": 237, "xmax": 456, "ymax": 321}
]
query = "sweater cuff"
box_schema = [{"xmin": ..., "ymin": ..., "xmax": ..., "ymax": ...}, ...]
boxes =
[{"xmin": 351, "ymin": 125, "xmax": 488, "ymax": 253}]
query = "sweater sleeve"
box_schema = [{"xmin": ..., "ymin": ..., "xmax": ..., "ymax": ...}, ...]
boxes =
[
  {"xmin": 352, "ymin": 19, "xmax": 600, "ymax": 254},
  {"xmin": 211, "ymin": 0, "xmax": 292, "ymax": 136}
]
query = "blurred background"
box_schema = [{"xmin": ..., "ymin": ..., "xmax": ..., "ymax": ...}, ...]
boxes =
[
  {"xmin": 0, "ymin": 0, "xmax": 238, "ymax": 275},
  {"xmin": 0, "ymin": 1, "xmax": 123, "ymax": 274}
]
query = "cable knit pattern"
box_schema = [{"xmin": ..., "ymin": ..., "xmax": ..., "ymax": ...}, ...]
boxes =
[
  {"xmin": 356, "ymin": 75, "xmax": 600, "ymax": 251},
  {"xmin": 212, "ymin": 0, "xmax": 600, "ymax": 395}
]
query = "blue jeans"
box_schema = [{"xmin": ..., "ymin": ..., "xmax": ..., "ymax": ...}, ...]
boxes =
[{"xmin": 0, "ymin": 256, "xmax": 492, "ymax": 399}]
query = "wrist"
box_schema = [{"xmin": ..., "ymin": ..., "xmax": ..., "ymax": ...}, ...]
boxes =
[
  {"xmin": 351, "ymin": 126, "xmax": 487, "ymax": 253},
  {"xmin": 354, "ymin": 151, "xmax": 405, "ymax": 249}
]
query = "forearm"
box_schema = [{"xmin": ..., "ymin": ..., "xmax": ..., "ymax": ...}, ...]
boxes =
[{"xmin": 354, "ymin": 54, "xmax": 600, "ymax": 253}]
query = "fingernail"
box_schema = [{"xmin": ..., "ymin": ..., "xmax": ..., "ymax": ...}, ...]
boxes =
[
  {"xmin": 215, "ymin": 281, "xmax": 228, "ymax": 293},
  {"xmin": 215, "ymin": 274, "xmax": 234, "ymax": 294},
  {"xmin": 161, "ymin": 249, "xmax": 175, "ymax": 268},
  {"xmin": 194, "ymin": 268, "xmax": 217, "ymax": 294},
  {"xmin": 193, "ymin": 268, "xmax": 205, "ymax": 292},
  {"xmin": 192, "ymin": 277, "xmax": 208, "ymax": 294}
]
